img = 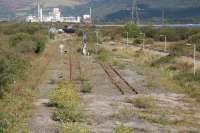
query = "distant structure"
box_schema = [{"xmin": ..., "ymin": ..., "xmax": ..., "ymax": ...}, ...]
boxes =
[
  {"xmin": 83, "ymin": 7, "xmax": 92, "ymax": 23},
  {"xmin": 26, "ymin": 0, "xmax": 91, "ymax": 23}
]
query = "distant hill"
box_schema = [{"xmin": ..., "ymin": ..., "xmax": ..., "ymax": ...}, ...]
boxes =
[
  {"xmin": 0, "ymin": 0, "xmax": 87, "ymax": 20},
  {"xmin": 61, "ymin": 0, "xmax": 200, "ymax": 23},
  {"xmin": 1, "ymin": 0, "xmax": 200, "ymax": 23}
]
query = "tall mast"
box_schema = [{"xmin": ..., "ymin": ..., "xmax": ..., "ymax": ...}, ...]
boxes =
[
  {"xmin": 135, "ymin": 0, "xmax": 139, "ymax": 25},
  {"xmin": 37, "ymin": 0, "xmax": 40, "ymax": 18}
]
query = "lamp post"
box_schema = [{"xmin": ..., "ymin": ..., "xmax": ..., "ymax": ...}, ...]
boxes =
[
  {"xmin": 160, "ymin": 35, "xmax": 167, "ymax": 52},
  {"xmin": 140, "ymin": 33, "xmax": 145, "ymax": 50}
]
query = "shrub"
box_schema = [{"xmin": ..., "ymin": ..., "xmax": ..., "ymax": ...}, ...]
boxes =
[
  {"xmin": 133, "ymin": 37, "xmax": 143, "ymax": 45},
  {"xmin": 97, "ymin": 48, "xmax": 111, "ymax": 62},
  {"xmin": 123, "ymin": 23, "xmax": 140, "ymax": 38},
  {"xmin": 15, "ymin": 40, "xmax": 36, "ymax": 54},
  {"xmin": 145, "ymin": 38, "xmax": 154, "ymax": 45},
  {"xmin": 35, "ymin": 41, "xmax": 46, "ymax": 54},
  {"xmin": 112, "ymin": 48, "xmax": 118, "ymax": 52},
  {"xmin": 0, "ymin": 52, "xmax": 26, "ymax": 97},
  {"xmin": 33, "ymin": 32, "xmax": 48, "ymax": 53},
  {"xmin": 141, "ymin": 26, "xmax": 157, "ymax": 38},
  {"xmin": 102, "ymin": 27, "xmax": 123, "ymax": 40},
  {"xmin": 187, "ymin": 33, "xmax": 200, "ymax": 51},
  {"xmin": 112, "ymin": 60, "xmax": 127, "ymax": 69},
  {"xmin": 78, "ymin": 72, "xmax": 88, "ymax": 82},
  {"xmin": 82, "ymin": 82, "xmax": 92, "ymax": 93},
  {"xmin": 9, "ymin": 33, "xmax": 31, "ymax": 46},
  {"xmin": 155, "ymin": 27, "xmax": 181, "ymax": 41},
  {"xmin": 114, "ymin": 124, "xmax": 134, "ymax": 133},
  {"xmin": 169, "ymin": 42, "xmax": 186, "ymax": 56},
  {"xmin": 127, "ymin": 96, "xmax": 155, "ymax": 109},
  {"xmin": 151, "ymin": 55, "xmax": 175, "ymax": 67}
]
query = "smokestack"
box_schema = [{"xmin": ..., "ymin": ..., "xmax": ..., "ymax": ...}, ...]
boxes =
[
  {"xmin": 40, "ymin": 8, "xmax": 43, "ymax": 22},
  {"xmin": 37, "ymin": 0, "xmax": 40, "ymax": 18},
  {"xmin": 90, "ymin": 7, "xmax": 92, "ymax": 19}
]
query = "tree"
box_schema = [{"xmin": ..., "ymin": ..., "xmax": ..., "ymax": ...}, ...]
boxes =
[{"xmin": 123, "ymin": 23, "xmax": 140, "ymax": 38}]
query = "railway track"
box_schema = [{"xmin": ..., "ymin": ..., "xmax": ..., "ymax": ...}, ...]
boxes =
[
  {"xmin": 119, "ymin": 41, "xmax": 200, "ymax": 59},
  {"xmin": 68, "ymin": 43, "xmax": 83, "ymax": 84},
  {"xmin": 99, "ymin": 61, "xmax": 138, "ymax": 95}
]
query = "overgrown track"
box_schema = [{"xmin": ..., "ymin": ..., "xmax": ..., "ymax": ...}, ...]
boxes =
[
  {"xmin": 120, "ymin": 41, "xmax": 197, "ymax": 58},
  {"xmin": 99, "ymin": 61, "xmax": 138, "ymax": 95},
  {"xmin": 68, "ymin": 44, "xmax": 82, "ymax": 83},
  {"xmin": 33, "ymin": 50, "xmax": 55, "ymax": 89}
]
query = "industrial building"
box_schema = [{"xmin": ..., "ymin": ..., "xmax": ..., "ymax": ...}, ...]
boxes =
[{"xmin": 26, "ymin": 1, "xmax": 91, "ymax": 23}]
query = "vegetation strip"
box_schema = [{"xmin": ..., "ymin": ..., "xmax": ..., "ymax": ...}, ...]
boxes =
[
  {"xmin": 0, "ymin": 23, "xmax": 49, "ymax": 132},
  {"xmin": 49, "ymin": 81, "xmax": 90, "ymax": 132}
]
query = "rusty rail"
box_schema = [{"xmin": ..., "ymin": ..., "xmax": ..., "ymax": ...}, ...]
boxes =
[{"xmin": 99, "ymin": 61, "xmax": 138, "ymax": 95}]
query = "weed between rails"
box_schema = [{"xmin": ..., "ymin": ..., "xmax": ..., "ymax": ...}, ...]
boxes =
[{"xmin": 49, "ymin": 81, "xmax": 91, "ymax": 132}]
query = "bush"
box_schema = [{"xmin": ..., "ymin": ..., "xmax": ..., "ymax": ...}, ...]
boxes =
[
  {"xmin": 155, "ymin": 28, "xmax": 180, "ymax": 42},
  {"xmin": 141, "ymin": 26, "xmax": 157, "ymax": 38},
  {"xmin": 49, "ymin": 82, "xmax": 83, "ymax": 122},
  {"xmin": 123, "ymin": 23, "xmax": 140, "ymax": 38},
  {"xmin": 114, "ymin": 124, "xmax": 134, "ymax": 133},
  {"xmin": 127, "ymin": 96, "xmax": 155, "ymax": 109},
  {"xmin": 82, "ymin": 82, "xmax": 92, "ymax": 93},
  {"xmin": 133, "ymin": 37, "xmax": 143, "ymax": 45},
  {"xmin": 169, "ymin": 42, "xmax": 186, "ymax": 56},
  {"xmin": 97, "ymin": 48, "xmax": 111, "ymax": 62},
  {"xmin": 33, "ymin": 32, "xmax": 48, "ymax": 53},
  {"xmin": 9, "ymin": 33, "xmax": 31, "ymax": 46},
  {"xmin": 102, "ymin": 27, "xmax": 123, "ymax": 40},
  {"xmin": 145, "ymin": 38, "xmax": 154, "ymax": 45},
  {"xmin": 151, "ymin": 55, "xmax": 176, "ymax": 67},
  {"xmin": 15, "ymin": 41, "xmax": 36, "ymax": 54},
  {"xmin": 187, "ymin": 33, "xmax": 200, "ymax": 51},
  {"xmin": 0, "ymin": 52, "xmax": 26, "ymax": 97}
]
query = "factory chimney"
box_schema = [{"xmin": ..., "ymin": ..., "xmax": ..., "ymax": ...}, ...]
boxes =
[
  {"xmin": 89, "ymin": 7, "xmax": 92, "ymax": 22},
  {"xmin": 37, "ymin": 0, "xmax": 40, "ymax": 19},
  {"xmin": 39, "ymin": 8, "xmax": 43, "ymax": 22}
]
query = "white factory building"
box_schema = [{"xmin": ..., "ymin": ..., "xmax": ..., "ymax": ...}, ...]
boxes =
[{"xmin": 26, "ymin": 3, "xmax": 91, "ymax": 23}]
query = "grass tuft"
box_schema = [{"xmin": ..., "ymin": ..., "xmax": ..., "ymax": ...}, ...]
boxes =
[
  {"xmin": 114, "ymin": 124, "xmax": 134, "ymax": 133},
  {"xmin": 63, "ymin": 122, "xmax": 91, "ymax": 133},
  {"xmin": 126, "ymin": 96, "xmax": 155, "ymax": 109}
]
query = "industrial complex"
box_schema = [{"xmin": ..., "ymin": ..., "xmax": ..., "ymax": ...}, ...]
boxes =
[{"xmin": 26, "ymin": 1, "xmax": 91, "ymax": 23}]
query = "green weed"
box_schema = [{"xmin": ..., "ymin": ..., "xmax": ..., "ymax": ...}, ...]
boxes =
[
  {"xmin": 114, "ymin": 124, "xmax": 134, "ymax": 133},
  {"xmin": 63, "ymin": 122, "xmax": 91, "ymax": 133},
  {"xmin": 82, "ymin": 82, "xmax": 92, "ymax": 93},
  {"xmin": 49, "ymin": 82, "xmax": 83, "ymax": 122}
]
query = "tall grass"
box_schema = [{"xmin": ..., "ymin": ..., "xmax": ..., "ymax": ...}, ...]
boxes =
[{"xmin": 0, "ymin": 22, "xmax": 49, "ymax": 132}]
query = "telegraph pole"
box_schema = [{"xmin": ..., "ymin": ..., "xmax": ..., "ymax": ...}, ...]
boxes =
[
  {"xmin": 131, "ymin": 0, "xmax": 134, "ymax": 24},
  {"xmin": 194, "ymin": 44, "xmax": 196, "ymax": 76},
  {"xmin": 162, "ymin": 9, "xmax": 165, "ymax": 25},
  {"xmin": 90, "ymin": 7, "xmax": 92, "ymax": 24},
  {"xmin": 134, "ymin": 0, "xmax": 139, "ymax": 25},
  {"xmin": 37, "ymin": 0, "xmax": 40, "ymax": 18}
]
